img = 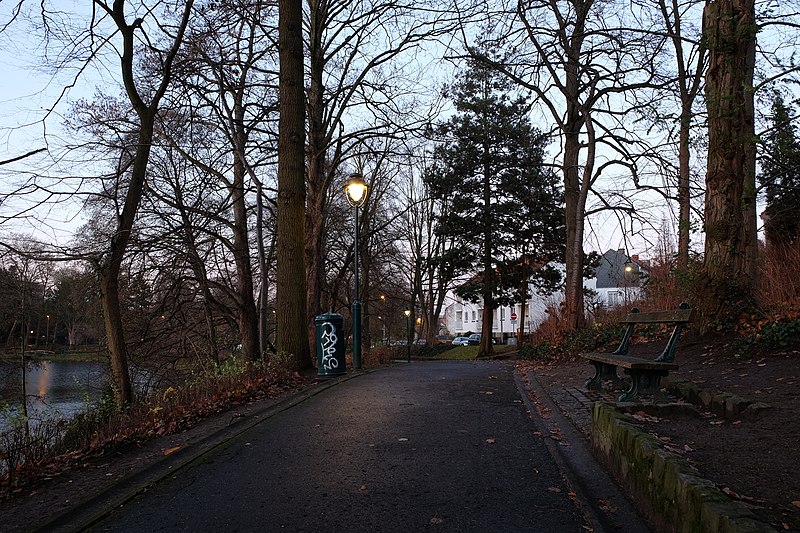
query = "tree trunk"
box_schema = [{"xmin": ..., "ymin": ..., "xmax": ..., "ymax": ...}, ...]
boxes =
[
  {"xmin": 563, "ymin": 118, "xmax": 584, "ymax": 332},
  {"xmin": 231, "ymin": 103, "xmax": 260, "ymax": 362},
  {"xmin": 480, "ymin": 119, "xmax": 494, "ymax": 357},
  {"xmin": 97, "ymin": 0, "xmax": 193, "ymax": 407},
  {"xmin": 304, "ymin": 0, "xmax": 330, "ymax": 358},
  {"xmin": 561, "ymin": 12, "xmax": 587, "ymax": 333},
  {"xmin": 677, "ymin": 110, "xmax": 691, "ymax": 270},
  {"xmin": 276, "ymin": 0, "xmax": 311, "ymax": 369},
  {"xmin": 702, "ymin": 0, "xmax": 758, "ymax": 319}
]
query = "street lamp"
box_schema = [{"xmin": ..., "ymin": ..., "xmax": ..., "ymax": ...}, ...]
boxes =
[
  {"xmin": 345, "ymin": 173, "xmax": 369, "ymax": 370},
  {"xmin": 46, "ymin": 315, "xmax": 50, "ymax": 346},
  {"xmin": 404, "ymin": 309, "xmax": 411, "ymax": 363},
  {"xmin": 623, "ymin": 258, "xmax": 634, "ymax": 307}
]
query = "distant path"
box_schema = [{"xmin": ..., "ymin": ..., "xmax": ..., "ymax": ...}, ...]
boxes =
[{"xmin": 91, "ymin": 361, "xmax": 586, "ymax": 532}]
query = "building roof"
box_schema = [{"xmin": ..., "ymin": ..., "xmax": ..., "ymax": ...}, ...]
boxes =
[{"xmin": 594, "ymin": 249, "xmax": 645, "ymax": 289}]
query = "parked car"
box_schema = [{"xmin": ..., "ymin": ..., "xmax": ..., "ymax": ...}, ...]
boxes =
[
  {"xmin": 451, "ymin": 336, "xmax": 470, "ymax": 346},
  {"xmin": 467, "ymin": 334, "xmax": 495, "ymax": 345}
]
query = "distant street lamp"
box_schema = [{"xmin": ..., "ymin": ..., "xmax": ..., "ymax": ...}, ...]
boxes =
[
  {"xmin": 46, "ymin": 315, "xmax": 50, "ymax": 346},
  {"xmin": 404, "ymin": 309, "xmax": 411, "ymax": 363},
  {"xmin": 624, "ymin": 258, "xmax": 634, "ymax": 307},
  {"xmin": 345, "ymin": 173, "xmax": 369, "ymax": 370}
]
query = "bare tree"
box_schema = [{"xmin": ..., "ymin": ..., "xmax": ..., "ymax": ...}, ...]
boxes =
[
  {"xmin": 478, "ymin": 0, "xmax": 666, "ymax": 330},
  {"xmin": 303, "ymin": 0, "xmax": 459, "ymax": 354},
  {"xmin": 653, "ymin": 0, "xmax": 708, "ymax": 270}
]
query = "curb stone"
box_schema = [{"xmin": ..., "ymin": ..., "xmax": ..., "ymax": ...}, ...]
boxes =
[{"xmin": 663, "ymin": 377, "xmax": 770, "ymax": 421}]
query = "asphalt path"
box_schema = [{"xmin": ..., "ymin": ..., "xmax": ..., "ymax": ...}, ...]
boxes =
[{"xmin": 90, "ymin": 361, "xmax": 587, "ymax": 532}]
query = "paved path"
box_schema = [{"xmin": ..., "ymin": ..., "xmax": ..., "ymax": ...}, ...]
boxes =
[{"xmin": 89, "ymin": 361, "xmax": 587, "ymax": 532}]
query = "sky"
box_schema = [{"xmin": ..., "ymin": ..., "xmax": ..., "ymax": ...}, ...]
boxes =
[{"xmin": 0, "ymin": 0, "xmax": 761, "ymax": 261}]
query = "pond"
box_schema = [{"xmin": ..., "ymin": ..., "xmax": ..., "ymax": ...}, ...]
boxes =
[{"xmin": 0, "ymin": 359, "xmax": 110, "ymax": 432}]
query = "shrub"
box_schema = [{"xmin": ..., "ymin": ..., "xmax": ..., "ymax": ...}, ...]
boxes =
[
  {"xmin": 0, "ymin": 355, "xmax": 303, "ymax": 494},
  {"xmin": 519, "ymin": 321, "xmax": 624, "ymax": 361}
]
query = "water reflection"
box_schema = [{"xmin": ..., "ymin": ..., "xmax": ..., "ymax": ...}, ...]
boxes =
[{"xmin": 0, "ymin": 360, "xmax": 109, "ymax": 432}]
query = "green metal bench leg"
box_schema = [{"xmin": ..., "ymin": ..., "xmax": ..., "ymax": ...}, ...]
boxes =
[
  {"xmin": 619, "ymin": 370, "xmax": 669, "ymax": 402},
  {"xmin": 585, "ymin": 361, "xmax": 624, "ymax": 390}
]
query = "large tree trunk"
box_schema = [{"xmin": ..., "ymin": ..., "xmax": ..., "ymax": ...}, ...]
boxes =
[
  {"xmin": 702, "ymin": 0, "xmax": 758, "ymax": 321},
  {"xmin": 276, "ymin": 0, "xmax": 311, "ymax": 369}
]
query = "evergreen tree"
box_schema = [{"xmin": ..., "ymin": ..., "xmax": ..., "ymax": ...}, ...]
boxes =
[
  {"xmin": 425, "ymin": 55, "xmax": 565, "ymax": 355},
  {"xmin": 759, "ymin": 95, "xmax": 800, "ymax": 246}
]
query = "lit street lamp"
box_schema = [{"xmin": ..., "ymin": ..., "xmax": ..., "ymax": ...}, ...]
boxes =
[
  {"xmin": 46, "ymin": 315, "xmax": 50, "ymax": 346},
  {"xmin": 404, "ymin": 309, "xmax": 411, "ymax": 363},
  {"xmin": 345, "ymin": 173, "xmax": 369, "ymax": 370}
]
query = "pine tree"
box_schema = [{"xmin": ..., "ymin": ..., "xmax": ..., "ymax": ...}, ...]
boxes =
[
  {"xmin": 425, "ymin": 55, "xmax": 565, "ymax": 355},
  {"xmin": 759, "ymin": 95, "xmax": 800, "ymax": 247}
]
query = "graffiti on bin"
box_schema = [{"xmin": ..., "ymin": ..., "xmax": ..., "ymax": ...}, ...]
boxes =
[{"xmin": 320, "ymin": 321, "xmax": 339, "ymax": 370}]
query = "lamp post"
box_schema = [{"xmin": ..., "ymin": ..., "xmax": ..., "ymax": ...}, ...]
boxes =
[
  {"xmin": 404, "ymin": 309, "xmax": 411, "ymax": 363},
  {"xmin": 45, "ymin": 315, "xmax": 50, "ymax": 346},
  {"xmin": 380, "ymin": 295, "xmax": 388, "ymax": 345},
  {"xmin": 624, "ymin": 258, "xmax": 633, "ymax": 307},
  {"xmin": 345, "ymin": 173, "xmax": 368, "ymax": 370}
]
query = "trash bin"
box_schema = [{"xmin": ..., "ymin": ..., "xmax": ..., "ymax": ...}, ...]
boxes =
[{"xmin": 316, "ymin": 312, "xmax": 346, "ymax": 377}]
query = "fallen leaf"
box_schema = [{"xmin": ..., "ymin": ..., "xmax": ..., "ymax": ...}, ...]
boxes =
[
  {"xmin": 548, "ymin": 486, "xmax": 561, "ymax": 493},
  {"xmin": 163, "ymin": 446, "xmax": 181, "ymax": 456},
  {"xmin": 486, "ymin": 438, "xmax": 496, "ymax": 444},
  {"xmin": 430, "ymin": 517, "xmax": 444, "ymax": 525},
  {"xmin": 792, "ymin": 500, "xmax": 800, "ymax": 509},
  {"xmin": 597, "ymin": 498, "xmax": 617, "ymax": 514},
  {"xmin": 359, "ymin": 484, "xmax": 367, "ymax": 491},
  {"xmin": 398, "ymin": 437, "xmax": 409, "ymax": 442},
  {"xmin": 632, "ymin": 411, "xmax": 662, "ymax": 423}
]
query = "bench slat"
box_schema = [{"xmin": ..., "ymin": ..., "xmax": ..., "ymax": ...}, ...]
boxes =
[
  {"xmin": 621, "ymin": 309, "xmax": 693, "ymax": 324},
  {"xmin": 582, "ymin": 352, "xmax": 679, "ymax": 370}
]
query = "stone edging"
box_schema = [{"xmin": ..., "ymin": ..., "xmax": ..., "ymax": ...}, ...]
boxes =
[
  {"xmin": 590, "ymin": 402, "xmax": 775, "ymax": 533},
  {"xmin": 663, "ymin": 377, "xmax": 770, "ymax": 420}
]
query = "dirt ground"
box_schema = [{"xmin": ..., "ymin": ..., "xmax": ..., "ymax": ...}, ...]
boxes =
[{"xmin": 531, "ymin": 331, "xmax": 800, "ymax": 532}]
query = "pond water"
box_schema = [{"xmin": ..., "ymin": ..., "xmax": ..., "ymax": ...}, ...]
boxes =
[{"xmin": 0, "ymin": 360, "xmax": 110, "ymax": 432}]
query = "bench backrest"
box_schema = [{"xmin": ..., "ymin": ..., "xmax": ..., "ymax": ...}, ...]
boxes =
[
  {"xmin": 621, "ymin": 307, "xmax": 694, "ymax": 325},
  {"xmin": 613, "ymin": 303, "xmax": 693, "ymax": 363}
]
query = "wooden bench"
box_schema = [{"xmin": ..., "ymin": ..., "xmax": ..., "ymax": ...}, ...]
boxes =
[{"xmin": 582, "ymin": 303, "xmax": 693, "ymax": 402}]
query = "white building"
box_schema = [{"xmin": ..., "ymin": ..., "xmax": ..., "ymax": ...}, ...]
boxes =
[{"xmin": 440, "ymin": 249, "xmax": 645, "ymax": 342}]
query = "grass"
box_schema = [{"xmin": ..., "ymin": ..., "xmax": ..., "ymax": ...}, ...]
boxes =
[{"xmin": 425, "ymin": 343, "xmax": 518, "ymax": 360}]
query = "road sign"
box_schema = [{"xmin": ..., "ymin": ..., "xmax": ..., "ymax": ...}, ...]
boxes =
[{"xmin": 510, "ymin": 312, "xmax": 517, "ymax": 321}]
